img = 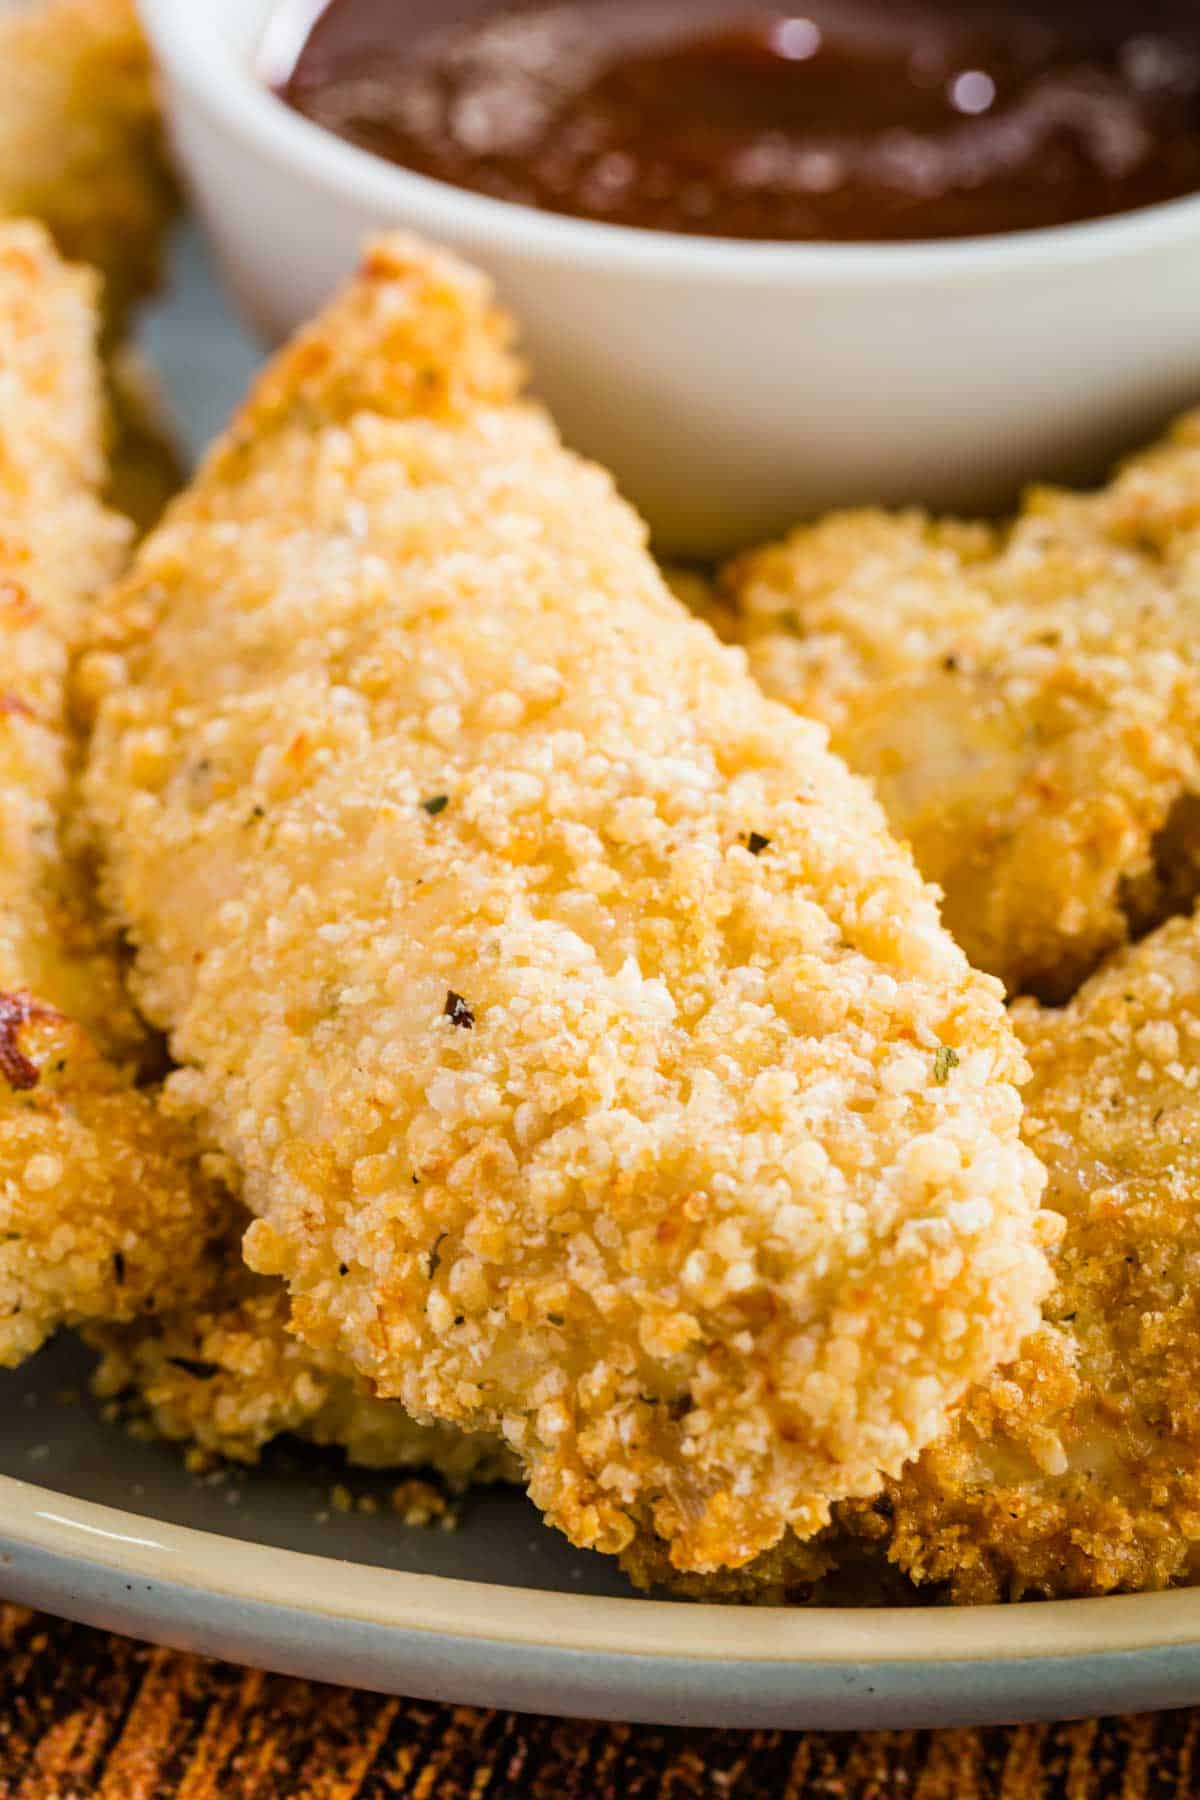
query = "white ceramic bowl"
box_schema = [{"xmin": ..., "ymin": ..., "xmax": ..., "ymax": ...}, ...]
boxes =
[{"xmin": 140, "ymin": 0, "xmax": 1200, "ymax": 557}]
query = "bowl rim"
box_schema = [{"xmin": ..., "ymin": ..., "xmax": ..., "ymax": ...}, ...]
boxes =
[
  {"xmin": 8, "ymin": 1470, "xmax": 1200, "ymax": 1663},
  {"xmin": 140, "ymin": 0, "xmax": 1200, "ymax": 286}
]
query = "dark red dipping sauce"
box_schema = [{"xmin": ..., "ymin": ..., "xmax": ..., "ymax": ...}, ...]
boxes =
[{"xmin": 279, "ymin": 0, "xmax": 1200, "ymax": 241}]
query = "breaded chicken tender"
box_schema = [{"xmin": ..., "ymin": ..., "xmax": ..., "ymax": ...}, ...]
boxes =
[
  {"xmin": 0, "ymin": 0, "xmax": 184, "ymax": 530},
  {"xmin": 870, "ymin": 914, "xmax": 1200, "ymax": 1601},
  {"xmin": 0, "ymin": 221, "xmax": 219, "ymax": 1366},
  {"xmin": 723, "ymin": 423, "xmax": 1200, "ymax": 1000},
  {"xmin": 88, "ymin": 1213, "xmax": 518, "ymax": 1485},
  {"xmin": 0, "ymin": 0, "xmax": 177, "ymax": 332},
  {"xmin": 84, "ymin": 236, "xmax": 1051, "ymax": 1576}
]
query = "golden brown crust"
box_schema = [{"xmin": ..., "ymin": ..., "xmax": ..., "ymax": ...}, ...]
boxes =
[
  {"xmin": 722, "ymin": 430, "xmax": 1200, "ymax": 1001},
  {"xmin": 872, "ymin": 914, "xmax": 1200, "ymax": 1601},
  {"xmin": 692, "ymin": 417, "xmax": 1200, "ymax": 1603},
  {"xmin": 664, "ymin": 913, "xmax": 1200, "ymax": 1604},
  {"xmin": 620, "ymin": 1519, "xmax": 838, "ymax": 1603},
  {"xmin": 84, "ymin": 235, "xmax": 1050, "ymax": 1575},
  {"xmin": 0, "ymin": 0, "xmax": 178, "ymax": 332},
  {"xmin": 0, "ymin": 1003, "xmax": 224, "ymax": 1365},
  {"xmin": 88, "ymin": 1214, "xmax": 518, "ymax": 1485},
  {"xmin": 0, "ymin": 221, "xmax": 221, "ymax": 1366}
]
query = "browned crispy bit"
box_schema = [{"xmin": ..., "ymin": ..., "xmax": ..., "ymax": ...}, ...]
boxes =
[{"xmin": 0, "ymin": 991, "xmax": 60, "ymax": 1091}]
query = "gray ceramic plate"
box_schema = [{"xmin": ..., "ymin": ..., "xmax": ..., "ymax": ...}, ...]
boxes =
[
  {"xmin": 5, "ymin": 232, "xmax": 1200, "ymax": 1730},
  {"xmin": 8, "ymin": 1336, "xmax": 1200, "ymax": 1728}
]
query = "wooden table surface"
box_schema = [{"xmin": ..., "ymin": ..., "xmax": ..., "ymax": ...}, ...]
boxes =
[{"xmin": 1, "ymin": 1607, "xmax": 1197, "ymax": 1799}]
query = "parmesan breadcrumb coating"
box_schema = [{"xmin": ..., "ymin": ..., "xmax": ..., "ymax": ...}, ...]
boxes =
[
  {"xmin": 0, "ymin": 221, "xmax": 220, "ymax": 1366},
  {"xmin": 872, "ymin": 913, "xmax": 1200, "ymax": 1601},
  {"xmin": 88, "ymin": 1214, "xmax": 518, "ymax": 1485},
  {"xmin": 723, "ymin": 423, "xmax": 1200, "ymax": 1000},
  {"xmin": 679, "ymin": 909, "xmax": 1200, "ymax": 1605},
  {"xmin": 0, "ymin": 0, "xmax": 178, "ymax": 332},
  {"xmin": 84, "ymin": 236, "xmax": 1051, "ymax": 1576}
]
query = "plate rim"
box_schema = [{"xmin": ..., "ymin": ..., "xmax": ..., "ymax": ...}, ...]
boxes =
[{"xmin": 6, "ymin": 1472, "xmax": 1200, "ymax": 1666}]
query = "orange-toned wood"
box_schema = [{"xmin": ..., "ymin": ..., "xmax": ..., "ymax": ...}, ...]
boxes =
[{"xmin": 0, "ymin": 1607, "xmax": 1191, "ymax": 1798}]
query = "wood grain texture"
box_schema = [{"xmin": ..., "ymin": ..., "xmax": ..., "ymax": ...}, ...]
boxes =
[{"xmin": 0, "ymin": 1607, "xmax": 1195, "ymax": 1799}]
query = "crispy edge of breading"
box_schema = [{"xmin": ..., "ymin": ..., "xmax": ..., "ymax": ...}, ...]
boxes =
[{"xmin": 87, "ymin": 1205, "xmax": 519, "ymax": 1486}]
